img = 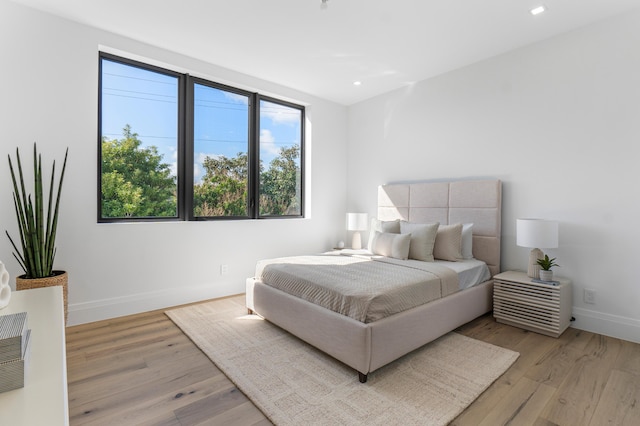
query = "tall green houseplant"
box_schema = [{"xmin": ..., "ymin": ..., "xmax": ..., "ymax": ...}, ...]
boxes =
[{"xmin": 6, "ymin": 144, "xmax": 68, "ymax": 278}]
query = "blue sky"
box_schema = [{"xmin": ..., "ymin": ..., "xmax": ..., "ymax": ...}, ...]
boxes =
[{"xmin": 101, "ymin": 59, "xmax": 301, "ymax": 183}]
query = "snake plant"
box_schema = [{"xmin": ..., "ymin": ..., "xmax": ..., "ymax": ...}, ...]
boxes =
[
  {"xmin": 536, "ymin": 254, "xmax": 560, "ymax": 271},
  {"xmin": 6, "ymin": 144, "xmax": 68, "ymax": 278}
]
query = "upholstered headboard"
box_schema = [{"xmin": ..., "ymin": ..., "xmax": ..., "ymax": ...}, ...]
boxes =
[{"xmin": 377, "ymin": 180, "xmax": 502, "ymax": 276}]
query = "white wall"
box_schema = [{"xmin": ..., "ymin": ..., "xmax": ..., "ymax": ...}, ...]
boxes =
[
  {"xmin": 0, "ymin": 0, "xmax": 349, "ymax": 325},
  {"xmin": 347, "ymin": 10, "xmax": 640, "ymax": 343},
  {"xmin": 3, "ymin": 1, "xmax": 639, "ymax": 343}
]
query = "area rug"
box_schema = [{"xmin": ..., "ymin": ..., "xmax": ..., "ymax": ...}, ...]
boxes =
[{"xmin": 166, "ymin": 298, "xmax": 519, "ymax": 425}]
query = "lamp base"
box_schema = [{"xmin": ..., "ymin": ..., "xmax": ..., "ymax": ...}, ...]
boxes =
[
  {"xmin": 352, "ymin": 232, "xmax": 362, "ymax": 250},
  {"xmin": 528, "ymin": 248, "xmax": 543, "ymax": 279}
]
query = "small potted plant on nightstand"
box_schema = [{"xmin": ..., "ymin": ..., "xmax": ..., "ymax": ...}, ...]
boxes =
[{"xmin": 537, "ymin": 254, "xmax": 559, "ymax": 281}]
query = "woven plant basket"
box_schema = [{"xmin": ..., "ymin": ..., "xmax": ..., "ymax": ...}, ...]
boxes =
[{"xmin": 16, "ymin": 271, "xmax": 68, "ymax": 324}]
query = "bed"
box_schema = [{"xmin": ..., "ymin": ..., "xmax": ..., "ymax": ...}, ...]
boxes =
[{"xmin": 246, "ymin": 179, "xmax": 502, "ymax": 382}]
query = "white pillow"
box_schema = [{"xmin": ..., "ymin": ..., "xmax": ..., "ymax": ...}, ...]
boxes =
[
  {"xmin": 368, "ymin": 218, "xmax": 401, "ymax": 251},
  {"xmin": 399, "ymin": 221, "xmax": 439, "ymax": 262},
  {"xmin": 462, "ymin": 223, "xmax": 473, "ymax": 259},
  {"xmin": 371, "ymin": 231, "xmax": 411, "ymax": 260},
  {"xmin": 434, "ymin": 223, "xmax": 463, "ymax": 261}
]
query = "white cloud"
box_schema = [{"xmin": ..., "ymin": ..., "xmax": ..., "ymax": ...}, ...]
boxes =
[
  {"xmin": 193, "ymin": 152, "xmax": 222, "ymax": 184},
  {"xmin": 193, "ymin": 163, "xmax": 202, "ymax": 179},
  {"xmin": 260, "ymin": 129, "xmax": 280, "ymax": 158},
  {"xmin": 166, "ymin": 147, "xmax": 178, "ymax": 177},
  {"xmin": 260, "ymin": 129, "xmax": 275, "ymax": 143},
  {"xmin": 261, "ymin": 102, "xmax": 301, "ymax": 125},
  {"xmin": 223, "ymin": 91, "xmax": 249, "ymax": 105},
  {"xmin": 197, "ymin": 152, "xmax": 219, "ymax": 164}
]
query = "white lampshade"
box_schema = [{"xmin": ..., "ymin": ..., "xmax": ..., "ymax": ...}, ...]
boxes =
[
  {"xmin": 347, "ymin": 213, "xmax": 368, "ymax": 249},
  {"xmin": 517, "ymin": 218, "xmax": 559, "ymax": 279},
  {"xmin": 346, "ymin": 213, "xmax": 368, "ymax": 231},
  {"xmin": 516, "ymin": 219, "xmax": 558, "ymax": 249}
]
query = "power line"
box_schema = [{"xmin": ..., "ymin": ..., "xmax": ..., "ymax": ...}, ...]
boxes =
[
  {"xmin": 104, "ymin": 87, "xmax": 176, "ymax": 99},
  {"xmin": 194, "ymin": 103, "xmax": 247, "ymax": 112},
  {"xmin": 103, "ymin": 92, "xmax": 177, "ymax": 105},
  {"xmin": 103, "ymin": 132, "xmax": 176, "ymax": 140},
  {"xmin": 104, "ymin": 132, "xmax": 295, "ymax": 146},
  {"xmin": 103, "ymin": 87, "xmax": 298, "ymax": 115},
  {"xmin": 103, "ymin": 71, "xmax": 176, "ymax": 86}
]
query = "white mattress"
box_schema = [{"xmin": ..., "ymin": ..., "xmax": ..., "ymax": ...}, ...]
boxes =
[
  {"xmin": 256, "ymin": 252, "xmax": 491, "ymax": 323},
  {"xmin": 433, "ymin": 258, "xmax": 491, "ymax": 290}
]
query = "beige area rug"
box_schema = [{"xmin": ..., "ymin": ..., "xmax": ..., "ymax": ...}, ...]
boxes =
[{"xmin": 166, "ymin": 298, "xmax": 519, "ymax": 426}]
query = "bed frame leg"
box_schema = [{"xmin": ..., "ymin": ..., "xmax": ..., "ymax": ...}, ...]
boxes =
[{"xmin": 358, "ymin": 372, "xmax": 368, "ymax": 383}]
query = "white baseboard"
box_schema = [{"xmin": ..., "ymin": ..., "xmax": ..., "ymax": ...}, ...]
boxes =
[
  {"xmin": 571, "ymin": 307, "xmax": 640, "ymax": 344},
  {"xmin": 67, "ymin": 290, "xmax": 640, "ymax": 345},
  {"xmin": 66, "ymin": 283, "xmax": 243, "ymax": 326}
]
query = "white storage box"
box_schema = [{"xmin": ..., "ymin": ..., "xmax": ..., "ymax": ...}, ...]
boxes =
[{"xmin": 0, "ymin": 311, "xmax": 31, "ymax": 393}]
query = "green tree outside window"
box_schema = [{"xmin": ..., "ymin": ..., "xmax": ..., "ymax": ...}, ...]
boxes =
[{"xmin": 101, "ymin": 125, "xmax": 177, "ymax": 218}]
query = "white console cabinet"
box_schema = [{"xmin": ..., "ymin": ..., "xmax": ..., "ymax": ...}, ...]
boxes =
[
  {"xmin": 493, "ymin": 270, "xmax": 572, "ymax": 338},
  {"xmin": 0, "ymin": 286, "xmax": 68, "ymax": 425}
]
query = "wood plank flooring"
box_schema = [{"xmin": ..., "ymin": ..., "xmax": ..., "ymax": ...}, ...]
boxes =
[{"xmin": 66, "ymin": 295, "xmax": 640, "ymax": 425}]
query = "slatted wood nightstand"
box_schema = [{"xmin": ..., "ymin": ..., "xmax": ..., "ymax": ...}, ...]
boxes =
[{"xmin": 493, "ymin": 270, "xmax": 572, "ymax": 337}]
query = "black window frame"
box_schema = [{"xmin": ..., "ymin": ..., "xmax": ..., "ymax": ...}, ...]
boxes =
[
  {"xmin": 256, "ymin": 95, "xmax": 305, "ymax": 219},
  {"xmin": 98, "ymin": 52, "xmax": 305, "ymax": 223},
  {"xmin": 187, "ymin": 77, "xmax": 254, "ymax": 221}
]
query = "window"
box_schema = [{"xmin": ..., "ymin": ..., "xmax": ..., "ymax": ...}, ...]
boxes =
[
  {"xmin": 258, "ymin": 99, "xmax": 303, "ymax": 216},
  {"xmin": 99, "ymin": 55, "xmax": 181, "ymax": 220},
  {"xmin": 98, "ymin": 53, "xmax": 304, "ymax": 222},
  {"xmin": 191, "ymin": 81, "xmax": 250, "ymax": 218}
]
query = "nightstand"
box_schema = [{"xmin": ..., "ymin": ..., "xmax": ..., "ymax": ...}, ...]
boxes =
[{"xmin": 493, "ymin": 270, "xmax": 572, "ymax": 337}]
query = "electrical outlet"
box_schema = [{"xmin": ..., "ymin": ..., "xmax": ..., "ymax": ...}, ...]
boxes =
[
  {"xmin": 220, "ymin": 264, "xmax": 229, "ymax": 275},
  {"xmin": 584, "ymin": 289, "xmax": 596, "ymax": 304}
]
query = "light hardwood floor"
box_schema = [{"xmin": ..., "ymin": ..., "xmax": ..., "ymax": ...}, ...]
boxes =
[{"xmin": 66, "ymin": 295, "xmax": 640, "ymax": 425}]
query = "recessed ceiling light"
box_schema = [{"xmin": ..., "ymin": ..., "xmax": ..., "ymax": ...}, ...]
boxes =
[
  {"xmin": 530, "ymin": 5, "xmax": 546, "ymax": 16},
  {"xmin": 353, "ymin": 81, "xmax": 362, "ymax": 86}
]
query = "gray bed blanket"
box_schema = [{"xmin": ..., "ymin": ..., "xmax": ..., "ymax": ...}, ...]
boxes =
[{"xmin": 256, "ymin": 253, "xmax": 458, "ymax": 323}]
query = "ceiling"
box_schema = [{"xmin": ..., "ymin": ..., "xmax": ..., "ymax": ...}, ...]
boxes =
[{"xmin": 11, "ymin": 0, "xmax": 640, "ymax": 105}]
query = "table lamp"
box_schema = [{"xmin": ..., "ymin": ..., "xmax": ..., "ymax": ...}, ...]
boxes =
[
  {"xmin": 347, "ymin": 213, "xmax": 368, "ymax": 249},
  {"xmin": 516, "ymin": 218, "xmax": 558, "ymax": 279}
]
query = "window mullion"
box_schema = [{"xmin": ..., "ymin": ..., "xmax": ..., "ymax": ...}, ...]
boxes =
[
  {"xmin": 248, "ymin": 93, "xmax": 260, "ymax": 219},
  {"xmin": 183, "ymin": 75, "xmax": 194, "ymax": 220}
]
